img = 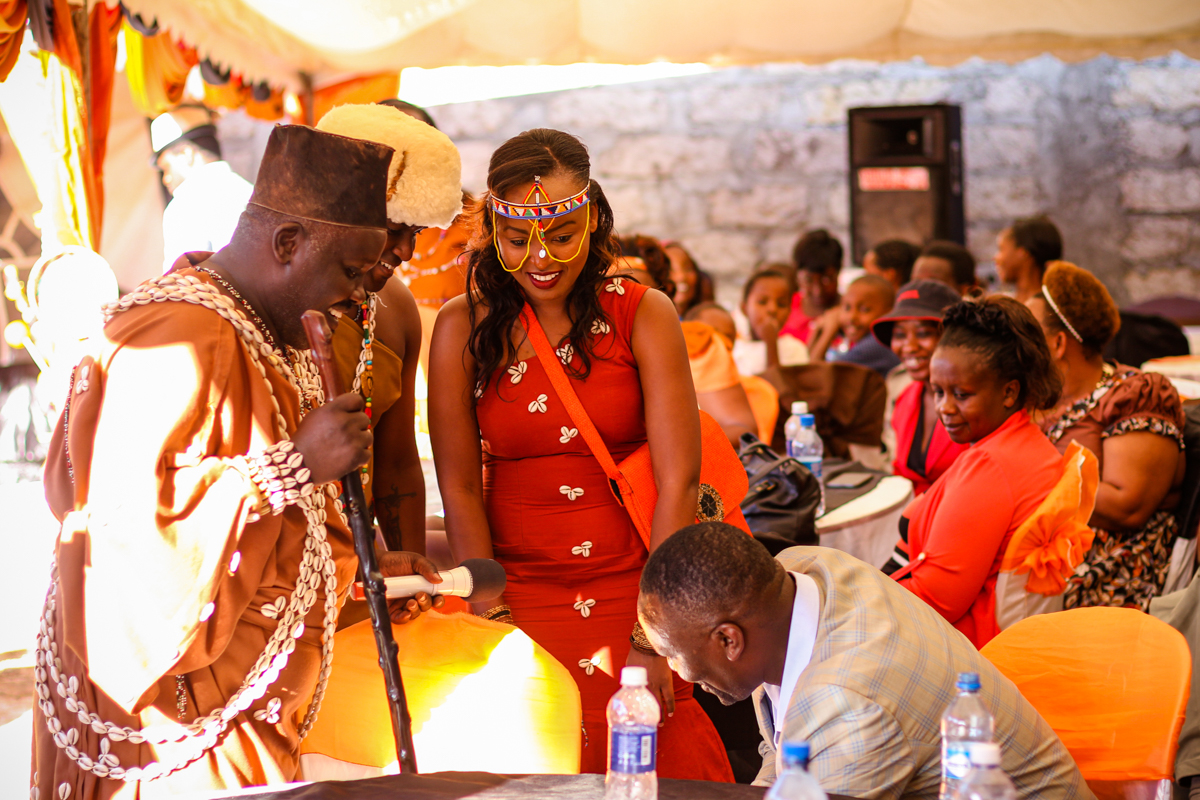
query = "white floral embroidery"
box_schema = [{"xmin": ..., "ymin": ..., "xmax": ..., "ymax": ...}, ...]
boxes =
[
  {"xmin": 573, "ymin": 599, "xmax": 596, "ymax": 618},
  {"xmin": 528, "ymin": 394, "xmax": 548, "ymax": 413},
  {"xmin": 605, "ymin": 277, "xmax": 625, "ymax": 295},
  {"xmin": 259, "ymin": 597, "xmax": 285, "ymax": 620},
  {"xmin": 253, "ymin": 697, "xmax": 282, "ymax": 724},
  {"xmin": 555, "ymin": 342, "xmax": 574, "ymax": 366},
  {"xmin": 559, "ymin": 426, "xmax": 579, "ymax": 444},
  {"xmin": 571, "ymin": 541, "xmax": 593, "ymax": 557},
  {"xmin": 559, "ymin": 485, "xmax": 584, "ymax": 501},
  {"xmin": 578, "ymin": 657, "xmax": 601, "ymax": 676},
  {"xmin": 590, "ymin": 319, "xmax": 611, "ymax": 336},
  {"xmin": 507, "ymin": 361, "xmax": 527, "ymax": 384}
]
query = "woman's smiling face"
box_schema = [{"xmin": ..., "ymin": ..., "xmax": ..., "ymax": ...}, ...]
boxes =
[
  {"xmin": 890, "ymin": 319, "xmax": 942, "ymax": 383},
  {"xmin": 929, "ymin": 344, "xmax": 1020, "ymax": 444},
  {"xmin": 493, "ymin": 172, "xmax": 596, "ymax": 303}
]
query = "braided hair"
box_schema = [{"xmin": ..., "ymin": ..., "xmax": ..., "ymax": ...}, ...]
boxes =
[{"xmin": 939, "ymin": 295, "xmax": 1062, "ymax": 411}]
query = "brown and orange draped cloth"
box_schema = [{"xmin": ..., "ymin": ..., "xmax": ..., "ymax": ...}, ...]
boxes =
[{"xmin": 31, "ymin": 125, "xmax": 394, "ymax": 798}]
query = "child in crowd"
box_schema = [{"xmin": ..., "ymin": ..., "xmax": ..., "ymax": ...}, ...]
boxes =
[
  {"xmin": 810, "ymin": 274, "xmax": 901, "ymax": 377},
  {"xmin": 782, "ymin": 229, "xmax": 843, "ymax": 342},
  {"xmin": 863, "ymin": 239, "xmax": 921, "ymax": 291},
  {"xmin": 734, "ymin": 267, "xmax": 810, "ymax": 376},
  {"xmin": 913, "ymin": 240, "xmax": 977, "ymax": 296}
]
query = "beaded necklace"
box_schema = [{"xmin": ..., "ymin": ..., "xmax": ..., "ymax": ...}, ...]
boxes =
[{"xmin": 351, "ymin": 294, "xmax": 377, "ymax": 485}]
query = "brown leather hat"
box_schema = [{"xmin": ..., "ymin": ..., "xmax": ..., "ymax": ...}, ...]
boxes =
[{"xmin": 248, "ymin": 124, "xmax": 393, "ymax": 230}]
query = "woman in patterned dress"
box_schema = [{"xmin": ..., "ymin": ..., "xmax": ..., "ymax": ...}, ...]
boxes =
[
  {"xmin": 427, "ymin": 129, "xmax": 732, "ymax": 778},
  {"xmin": 1026, "ymin": 261, "xmax": 1186, "ymax": 610}
]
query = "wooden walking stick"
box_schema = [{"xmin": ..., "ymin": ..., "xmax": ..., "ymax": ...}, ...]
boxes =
[{"xmin": 301, "ymin": 309, "xmax": 419, "ymax": 774}]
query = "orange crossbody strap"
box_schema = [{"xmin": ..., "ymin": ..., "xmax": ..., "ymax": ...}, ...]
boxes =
[{"xmin": 519, "ymin": 304, "xmax": 623, "ymax": 482}]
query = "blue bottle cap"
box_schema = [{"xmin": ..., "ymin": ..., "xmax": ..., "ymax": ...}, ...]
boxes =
[
  {"xmin": 799, "ymin": 413, "xmax": 815, "ymax": 426},
  {"xmin": 781, "ymin": 740, "xmax": 810, "ymax": 767},
  {"xmin": 956, "ymin": 672, "xmax": 981, "ymax": 691}
]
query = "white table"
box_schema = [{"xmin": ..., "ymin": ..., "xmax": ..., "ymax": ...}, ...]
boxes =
[{"xmin": 816, "ymin": 475, "xmax": 914, "ymax": 569}]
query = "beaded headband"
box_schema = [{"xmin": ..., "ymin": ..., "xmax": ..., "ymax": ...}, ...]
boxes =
[
  {"xmin": 1042, "ymin": 285, "xmax": 1084, "ymax": 343},
  {"xmin": 489, "ymin": 177, "xmax": 590, "ymax": 222},
  {"xmin": 489, "ymin": 175, "xmax": 592, "ymax": 273}
]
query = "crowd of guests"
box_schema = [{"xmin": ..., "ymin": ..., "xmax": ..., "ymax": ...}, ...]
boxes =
[{"xmin": 627, "ymin": 219, "xmax": 1188, "ymax": 639}]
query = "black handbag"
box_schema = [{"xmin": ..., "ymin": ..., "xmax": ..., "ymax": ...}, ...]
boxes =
[{"xmin": 738, "ymin": 433, "xmax": 822, "ymax": 555}]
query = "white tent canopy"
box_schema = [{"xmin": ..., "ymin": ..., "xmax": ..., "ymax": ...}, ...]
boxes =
[{"xmin": 123, "ymin": 0, "xmax": 1200, "ymax": 91}]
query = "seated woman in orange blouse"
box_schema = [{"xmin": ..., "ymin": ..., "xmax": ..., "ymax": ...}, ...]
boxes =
[
  {"xmin": 1027, "ymin": 261, "xmax": 1186, "ymax": 610},
  {"xmin": 883, "ymin": 296, "xmax": 1065, "ymax": 649},
  {"xmin": 872, "ymin": 280, "xmax": 968, "ymax": 495}
]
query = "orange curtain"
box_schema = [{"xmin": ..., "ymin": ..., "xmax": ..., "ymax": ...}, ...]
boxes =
[
  {"xmin": 123, "ymin": 21, "xmax": 198, "ymax": 118},
  {"xmin": 86, "ymin": 3, "xmax": 121, "ymax": 240},
  {"xmin": 305, "ymin": 73, "xmax": 400, "ymax": 125},
  {"xmin": 0, "ymin": 0, "xmax": 27, "ymax": 82},
  {"xmin": 204, "ymin": 77, "xmax": 285, "ymax": 122}
]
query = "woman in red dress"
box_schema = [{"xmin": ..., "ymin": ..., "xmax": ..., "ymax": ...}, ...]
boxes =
[{"xmin": 428, "ymin": 129, "xmax": 732, "ymax": 779}]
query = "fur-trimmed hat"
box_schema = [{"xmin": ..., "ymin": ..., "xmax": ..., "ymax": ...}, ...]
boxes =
[{"xmin": 316, "ymin": 103, "xmax": 463, "ymax": 230}]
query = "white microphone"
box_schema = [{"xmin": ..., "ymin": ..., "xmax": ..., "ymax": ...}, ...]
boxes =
[{"xmin": 349, "ymin": 558, "xmax": 506, "ymax": 603}]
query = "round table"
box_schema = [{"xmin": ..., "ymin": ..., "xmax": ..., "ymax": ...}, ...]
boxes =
[{"xmin": 816, "ymin": 475, "xmax": 913, "ymax": 569}]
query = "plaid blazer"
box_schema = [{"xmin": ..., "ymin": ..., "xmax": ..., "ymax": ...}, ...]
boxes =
[{"xmin": 753, "ymin": 548, "xmax": 1093, "ymax": 800}]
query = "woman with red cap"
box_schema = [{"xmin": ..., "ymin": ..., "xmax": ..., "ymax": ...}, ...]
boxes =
[{"xmin": 871, "ymin": 280, "xmax": 968, "ymax": 495}]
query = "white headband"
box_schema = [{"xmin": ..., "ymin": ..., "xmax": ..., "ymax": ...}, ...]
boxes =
[{"xmin": 1042, "ymin": 286, "xmax": 1083, "ymax": 343}]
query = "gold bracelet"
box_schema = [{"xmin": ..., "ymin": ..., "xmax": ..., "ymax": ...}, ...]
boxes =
[{"xmin": 630, "ymin": 620, "xmax": 659, "ymax": 656}]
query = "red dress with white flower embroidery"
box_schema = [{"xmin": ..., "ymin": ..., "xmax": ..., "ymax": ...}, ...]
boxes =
[{"xmin": 475, "ymin": 276, "xmax": 732, "ymax": 779}]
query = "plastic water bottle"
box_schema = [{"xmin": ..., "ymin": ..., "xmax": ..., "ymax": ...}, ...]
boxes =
[
  {"xmin": 605, "ymin": 666, "xmax": 659, "ymax": 800},
  {"xmin": 766, "ymin": 741, "xmax": 828, "ymax": 800},
  {"xmin": 940, "ymin": 672, "xmax": 995, "ymax": 800},
  {"xmin": 953, "ymin": 743, "xmax": 1016, "ymax": 800},
  {"xmin": 785, "ymin": 401, "xmax": 825, "ymax": 516}
]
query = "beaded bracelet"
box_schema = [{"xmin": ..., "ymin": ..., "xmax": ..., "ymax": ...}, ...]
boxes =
[
  {"xmin": 630, "ymin": 620, "xmax": 659, "ymax": 656},
  {"xmin": 245, "ymin": 441, "xmax": 315, "ymax": 516},
  {"xmin": 479, "ymin": 604, "xmax": 515, "ymax": 625}
]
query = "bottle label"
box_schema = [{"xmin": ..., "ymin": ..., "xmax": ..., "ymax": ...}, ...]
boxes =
[
  {"xmin": 944, "ymin": 743, "xmax": 972, "ymax": 781},
  {"xmin": 610, "ymin": 729, "xmax": 656, "ymax": 774},
  {"xmin": 798, "ymin": 456, "xmax": 823, "ymax": 482}
]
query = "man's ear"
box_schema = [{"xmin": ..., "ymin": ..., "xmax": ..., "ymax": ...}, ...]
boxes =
[
  {"xmin": 273, "ymin": 222, "xmax": 303, "ymax": 265},
  {"xmin": 713, "ymin": 622, "xmax": 745, "ymax": 662}
]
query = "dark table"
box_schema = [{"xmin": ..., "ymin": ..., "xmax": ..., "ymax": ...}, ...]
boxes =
[{"xmin": 217, "ymin": 772, "xmax": 767, "ymax": 799}]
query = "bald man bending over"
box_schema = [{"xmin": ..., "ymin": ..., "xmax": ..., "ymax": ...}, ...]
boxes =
[{"xmin": 638, "ymin": 523, "xmax": 1093, "ymax": 800}]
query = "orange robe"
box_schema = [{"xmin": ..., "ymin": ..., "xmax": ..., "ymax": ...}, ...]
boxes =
[{"xmin": 33, "ymin": 266, "xmax": 359, "ymax": 798}]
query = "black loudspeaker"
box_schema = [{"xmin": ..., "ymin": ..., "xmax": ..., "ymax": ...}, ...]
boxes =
[{"xmin": 848, "ymin": 104, "xmax": 964, "ymax": 265}]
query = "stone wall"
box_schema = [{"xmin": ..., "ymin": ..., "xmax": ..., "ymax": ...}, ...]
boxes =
[{"xmin": 428, "ymin": 53, "xmax": 1200, "ymax": 309}]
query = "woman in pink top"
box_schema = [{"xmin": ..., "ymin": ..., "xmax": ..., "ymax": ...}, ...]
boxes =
[{"xmin": 883, "ymin": 296, "xmax": 1064, "ymax": 648}]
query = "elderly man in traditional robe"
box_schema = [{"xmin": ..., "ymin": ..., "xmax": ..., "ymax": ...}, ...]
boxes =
[{"xmin": 32, "ymin": 124, "xmax": 441, "ymax": 798}]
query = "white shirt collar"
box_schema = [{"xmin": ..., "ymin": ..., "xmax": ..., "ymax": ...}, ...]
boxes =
[{"xmin": 762, "ymin": 570, "xmax": 821, "ymax": 754}]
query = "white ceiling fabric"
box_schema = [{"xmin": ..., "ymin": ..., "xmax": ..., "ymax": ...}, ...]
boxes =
[{"xmin": 122, "ymin": 0, "xmax": 1200, "ymax": 91}]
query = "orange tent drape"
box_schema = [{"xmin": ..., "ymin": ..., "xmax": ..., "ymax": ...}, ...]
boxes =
[
  {"xmin": 305, "ymin": 72, "xmax": 400, "ymax": 124},
  {"xmin": 0, "ymin": 0, "xmax": 27, "ymax": 82},
  {"xmin": 123, "ymin": 21, "xmax": 198, "ymax": 118}
]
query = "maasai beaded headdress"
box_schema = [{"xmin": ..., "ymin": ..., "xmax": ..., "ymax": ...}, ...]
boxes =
[
  {"xmin": 1041, "ymin": 285, "xmax": 1084, "ymax": 343},
  {"xmin": 489, "ymin": 175, "xmax": 591, "ymax": 273}
]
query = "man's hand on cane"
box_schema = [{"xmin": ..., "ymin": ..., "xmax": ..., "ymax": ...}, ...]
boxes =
[{"xmin": 292, "ymin": 392, "xmax": 373, "ymax": 485}]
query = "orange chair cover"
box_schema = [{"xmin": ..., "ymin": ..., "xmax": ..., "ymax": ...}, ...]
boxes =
[
  {"xmin": 982, "ymin": 607, "xmax": 1191, "ymax": 788},
  {"xmin": 301, "ymin": 609, "xmax": 582, "ymax": 776},
  {"xmin": 1000, "ymin": 440, "xmax": 1098, "ymax": 596},
  {"xmin": 740, "ymin": 374, "xmax": 780, "ymax": 444}
]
